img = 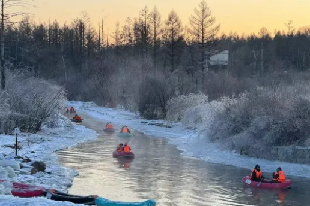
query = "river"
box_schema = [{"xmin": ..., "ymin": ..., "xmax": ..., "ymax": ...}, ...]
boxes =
[{"xmin": 58, "ymin": 113, "xmax": 310, "ymax": 206}]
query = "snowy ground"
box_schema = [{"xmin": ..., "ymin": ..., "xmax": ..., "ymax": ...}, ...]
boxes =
[
  {"xmin": 69, "ymin": 101, "xmax": 310, "ymax": 178},
  {"xmin": 0, "ymin": 114, "xmax": 97, "ymax": 205}
]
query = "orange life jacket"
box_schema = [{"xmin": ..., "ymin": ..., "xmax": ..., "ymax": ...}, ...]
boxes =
[
  {"xmin": 251, "ymin": 169, "xmax": 262, "ymax": 179},
  {"xmin": 273, "ymin": 171, "xmax": 285, "ymax": 182},
  {"xmin": 278, "ymin": 171, "xmax": 285, "ymax": 182},
  {"xmin": 117, "ymin": 145, "xmax": 122, "ymax": 152},
  {"xmin": 76, "ymin": 116, "xmax": 82, "ymax": 120},
  {"xmin": 107, "ymin": 124, "xmax": 113, "ymax": 128},
  {"xmin": 123, "ymin": 127, "xmax": 128, "ymax": 133},
  {"xmin": 123, "ymin": 145, "xmax": 130, "ymax": 152}
]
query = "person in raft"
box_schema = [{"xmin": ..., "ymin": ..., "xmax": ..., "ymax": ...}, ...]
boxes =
[
  {"xmin": 106, "ymin": 122, "xmax": 113, "ymax": 128},
  {"xmin": 70, "ymin": 107, "xmax": 75, "ymax": 112},
  {"xmin": 250, "ymin": 165, "xmax": 264, "ymax": 182},
  {"xmin": 73, "ymin": 114, "xmax": 82, "ymax": 121},
  {"xmin": 117, "ymin": 143, "xmax": 124, "ymax": 152},
  {"xmin": 121, "ymin": 126, "xmax": 130, "ymax": 133},
  {"xmin": 272, "ymin": 167, "xmax": 286, "ymax": 183},
  {"xmin": 123, "ymin": 142, "xmax": 131, "ymax": 152}
]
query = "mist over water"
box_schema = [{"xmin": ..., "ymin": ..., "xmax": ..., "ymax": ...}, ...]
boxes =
[{"xmin": 58, "ymin": 113, "xmax": 310, "ymax": 206}]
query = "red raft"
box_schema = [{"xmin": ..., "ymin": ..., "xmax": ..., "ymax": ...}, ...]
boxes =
[
  {"xmin": 0, "ymin": 180, "xmax": 46, "ymax": 197},
  {"xmin": 242, "ymin": 176, "xmax": 292, "ymax": 189},
  {"xmin": 113, "ymin": 150, "xmax": 135, "ymax": 158}
]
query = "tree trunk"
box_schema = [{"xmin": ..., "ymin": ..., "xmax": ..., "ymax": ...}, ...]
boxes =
[{"xmin": 1, "ymin": 0, "xmax": 5, "ymax": 90}]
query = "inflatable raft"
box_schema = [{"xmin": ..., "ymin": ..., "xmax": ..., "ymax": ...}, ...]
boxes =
[
  {"xmin": 243, "ymin": 176, "xmax": 292, "ymax": 189},
  {"xmin": 0, "ymin": 180, "xmax": 45, "ymax": 197},
  {"xmin": 113, "ymin": 150, "xmax": 135, "ymax": 158},
  {"xmin": 117, "ymin": 132, "xmax": 133, "ymax": 137},
  {"xmin": 104, "ymin": 128, "xmax": 116, "ymax": 133},
  {"xmin": 71, "ymin": 118, "xmax": 83, "ymax": 123},
  {"xmin": 95, "ymin": 197, "xmax": 156, "ymax": 206}
]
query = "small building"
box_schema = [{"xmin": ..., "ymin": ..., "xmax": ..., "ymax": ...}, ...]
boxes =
[{"xmin": 207, "ymin": 50, "xmax": 229, "ymax": 71}]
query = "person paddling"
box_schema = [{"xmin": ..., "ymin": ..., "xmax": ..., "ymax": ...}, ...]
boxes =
[
  {"xmin": 273, "ymin": 167, "xmax": 286, "ymax": 182},
  {"xmin": 123, "ymin": 143, "xmax": 131, "ymax": 152},
  {"xmin": 121, "ymin": 126, "xmax": 130, "ymax": 133},
  {"xmin": 106, "ymin": 122, "xmax": 113, "ymax": 129},
  {"xmin": 117, "ymin": 143, "xmax": 124, "ymax": 152},
  {"xmin": 251, "ymin": 165, "xmax": 264, "ymax": 182}
]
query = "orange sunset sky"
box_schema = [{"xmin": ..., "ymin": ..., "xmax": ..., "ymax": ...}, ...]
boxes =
[{"xmin": 15, "ymin": 0, "xmax": 310, "ymax": 35}]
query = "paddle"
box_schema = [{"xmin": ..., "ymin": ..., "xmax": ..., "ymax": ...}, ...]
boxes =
[
  {"xmin": 257, "ymin": 177, "xmax": 265, "ymax": 186},
  {"xmin": 257, "ymin": 180, "xmax": 262, "ymax": 187}
]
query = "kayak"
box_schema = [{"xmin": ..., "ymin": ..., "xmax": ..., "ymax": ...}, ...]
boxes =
[
  {"xmin": 113, "ymin": 150, "xmax": 135, "ymax": 158},
  {"xmin": 95, "ymin": 197, "xmax": 156, "ymax": 206},
  {"xmin": 46, "ymin": 190, "xmax": 97, "ymax": 205},
  {"xmin": 104, "ymin": 128, "xmax": 115, "ymax": 133},
  {"xmin": 0, "ymin": 180, "xmax": 46, "ymax": 197},
  {"xmin": 117, "ymin": 133, "xmax": 133, "ymax": 137},
  {"xmin": 242, "ymin": 176, "xmax": 292, "ymax": 189}
]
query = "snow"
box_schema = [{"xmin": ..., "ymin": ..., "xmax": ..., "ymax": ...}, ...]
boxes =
[
  {"xmin": 68, "ymin": 101, "xmax": 310, "ymax": 178},
  {"xmin": 0, "ymin": 113, "xmax": 97, "ymax": 205},
  {"xmin": 0, "ymin": 195, "xmax": 85, "ymax": 206}
]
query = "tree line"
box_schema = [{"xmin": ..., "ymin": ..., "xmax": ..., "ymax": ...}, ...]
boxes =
[{"xmin": 2, "ymin": 0, "xmax": 310, "ymax": 119}]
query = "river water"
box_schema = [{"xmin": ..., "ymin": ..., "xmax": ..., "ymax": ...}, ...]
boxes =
[{"xmin": 58, "ymin": 113, "xmax": 310, "ymax": 206}]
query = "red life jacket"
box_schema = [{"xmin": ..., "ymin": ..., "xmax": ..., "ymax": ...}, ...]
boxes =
[
  {"xmin": 123, "ymin": 127, "xmax": 128, "ymax": 133},
  {"xmin": 107, "ymin": 124, "xmax": 112, "ymax": 128}
]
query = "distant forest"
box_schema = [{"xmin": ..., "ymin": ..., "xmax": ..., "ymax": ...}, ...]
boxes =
[{"xmin": 2, "ymin": 1, "xmax": 310, "ymax": 118}]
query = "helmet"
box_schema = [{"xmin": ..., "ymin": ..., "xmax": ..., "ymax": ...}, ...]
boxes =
[
  {"xmin": 124, "ymin": 142, "xmax": 128, "ymax": 146},
  {"xmin": 255, "ymin": 165, "xmax": 260, "ymax": 170},
  {"xmin": 277, "ymin": 167, "xmax": 282, "ymax": 171}
]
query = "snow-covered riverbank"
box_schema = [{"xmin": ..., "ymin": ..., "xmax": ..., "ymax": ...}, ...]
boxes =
[
  {"xmin": 69, "ymin": 101, "xmax": 310, "ymax": 178},
  {"xmin": 0, "ymin": 114, "xmax": 97, "ymax": 205}
]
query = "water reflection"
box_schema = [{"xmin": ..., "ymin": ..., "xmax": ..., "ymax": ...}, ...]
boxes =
[{"xmin": 58, "ymin": 113, "xmax": 310, "ymax": 206}]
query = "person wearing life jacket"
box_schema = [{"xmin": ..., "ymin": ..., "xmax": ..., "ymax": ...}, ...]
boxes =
[
  {"xmin": 117, "ymin": 143, "xmax": 123, "ymax": 152},
  {"xmin": 273, "ymin": 167, "xmax": 286, "ymax": 183},
  {"xmin": 73, "ymin": 114, "xmax": 82, "ymax": 121},
  {"xmin": 251, "ymin": 165, "xmax": 264, "ymax": 181},
  {"xmin": 106, "ymin": 122, "xmax": 113, "ymax": 129},
  {"xmin": 73, "ymin": 114, "xmax": 78, "ymax": 120},
  {"xmin": 70, "ymin": 107, "xmax": 75, "ymax": 112},
  {"xmin": 121, "ymin": 126, "xmax": 130, "ymax": 133},
  {"xmin": 123, "ymin": 143, "xmax": 131, "ymax": 152}
]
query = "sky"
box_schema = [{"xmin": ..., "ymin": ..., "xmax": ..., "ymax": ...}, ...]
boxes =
[{"xmin": 13, "ymin": 0, "xmax": 310, "ymax": 36}]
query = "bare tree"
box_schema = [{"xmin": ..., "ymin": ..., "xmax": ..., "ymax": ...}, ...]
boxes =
[
  {"xmin": 1, "ymin": 0, "xmax": 34, "ymax": 89},
  {"xmin": 122, "ymin": 17, "xmax": 133, "ymax": 46},
  {"xmin": 150, "ymin": 6, "xmax": 162, "ymax": 70},
  {"xmin": 189, "ymin": 0, "xmax": 220, "ymax": 88},
  {"xmin": 163, "ymin": 10, "xmax": 183, "ymax": 72}
]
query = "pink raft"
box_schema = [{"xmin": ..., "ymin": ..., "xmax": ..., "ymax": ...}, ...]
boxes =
[
  {"xmin": 113, "ymin": 150, "xmax": 135, "ymax": 158},
  {"xmin": 242, "ymin": 176, "xmax": 292, "ymax": 189},
  {"xmin": 0, "ymin": 180, "xmax": 46, "ymax": 197}
]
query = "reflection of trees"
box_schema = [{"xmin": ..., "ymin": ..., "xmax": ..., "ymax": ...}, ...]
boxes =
[{"xmin": 129, "ymin": 133, "xmax": 220, "ymax": 205}]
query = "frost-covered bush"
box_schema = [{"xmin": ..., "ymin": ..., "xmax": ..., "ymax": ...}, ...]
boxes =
[
  {"xmin": 181, "ymin": 100, "xmax": 225, "ymax": 129},
  {"xmin": 166, "ymin": 93, "xmax": 208, "ymax": 122},
  {"xmin": 0, "ymin": 71, "xmax": 66, "ymax": 133},
  {"xmin": 138, "ymin": 76, "xmax": 173, "ymax": 119},
  {"xmin": 210, "ymin": 83, "xmax": 310, "ymax": 156}
]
